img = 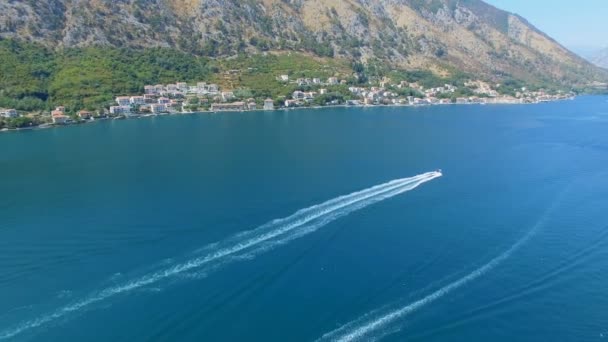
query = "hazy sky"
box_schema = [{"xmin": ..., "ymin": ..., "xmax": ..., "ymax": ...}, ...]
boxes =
[{"xmin": 485, "ymin": 0, "xmax": 608, "ymax": 51}]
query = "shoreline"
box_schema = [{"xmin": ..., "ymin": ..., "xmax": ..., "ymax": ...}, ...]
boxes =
[{"xmin": 0, "ymin": 95, "xmax": 578, "ymax": 134}]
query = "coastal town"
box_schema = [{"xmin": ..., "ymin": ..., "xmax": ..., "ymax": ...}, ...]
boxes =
[{"xmin": 0, "ymin": 75, "xmax": 575, "ymax": 131}]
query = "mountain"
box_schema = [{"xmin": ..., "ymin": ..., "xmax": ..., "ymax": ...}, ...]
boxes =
[
  {"xmin": 589, "ymin": 48, "xmax": 608, "ymax": 69},
  {"xmin": 0, "ymin": 0, "xmax": 606, "ymax": 111},
  {"xmin": 1, "ymin": 0, "xmax": 604, "ymax": 82}
]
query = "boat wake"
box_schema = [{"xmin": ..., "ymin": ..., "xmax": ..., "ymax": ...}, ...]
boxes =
[
  {"xmin": 317, "ymin": 192, "xmax": 562, "ymax": 342},
  {"xmin": 405, "ymin": 225, "xmax": 608, "ymax": 340},
  {"xmin": 0, "ymin": 171, "xmax": 442, "ymax": 341}
]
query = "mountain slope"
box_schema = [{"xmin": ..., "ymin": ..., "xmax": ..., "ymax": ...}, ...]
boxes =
[
  {"xmin": 0, "ymin": 0, "xmax": 606, "ymax": 86},
  {"xmin": 589, "ymin": 47, "xmax": 608, "ymax": 69}
]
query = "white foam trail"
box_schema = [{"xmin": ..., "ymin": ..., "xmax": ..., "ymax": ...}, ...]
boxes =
[
  {"xmin": 319, "ymin": 202, "xmax": 555, "ymax": 342},
  {"xmin": 0, "ymin": 171, "xmax": 441, "ymax": 340}
]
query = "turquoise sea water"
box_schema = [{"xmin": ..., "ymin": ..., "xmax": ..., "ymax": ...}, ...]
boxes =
[{"xmin": 1, "ymin": 97, "xmax": 608, "ymax": 341}]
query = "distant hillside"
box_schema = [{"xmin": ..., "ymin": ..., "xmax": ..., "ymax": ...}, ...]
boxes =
[
  {"xmin": 589, "ymin": 48, "xmax": 608, "ymax": 69},
  {"xmin": 0, "ymin": 0, "xmax": 607, "ymax": 111}
]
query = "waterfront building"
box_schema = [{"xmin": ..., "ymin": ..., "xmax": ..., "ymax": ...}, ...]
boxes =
[
  {"xmin": 110, "ymin": 106, "xmax": 130, "ymax": 115},
  {"xmin": 151, "ymin": 104, "xmax": 167, "ymax": 113},
  {"xmin": 210, "ymin": 102, "xmax": 246, "ymax": 111},
  {"xmin": 263, "ymin": 99, "xmax": 274, "ymax": 110},
  {"xmin": 77, "ymin": 110, "xmax": 92, "ymax": 119}
]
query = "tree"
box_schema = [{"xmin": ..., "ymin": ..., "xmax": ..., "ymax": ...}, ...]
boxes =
[{"xmin": 6, "ymin": 117, "xmax": 35, "ymax": 129}]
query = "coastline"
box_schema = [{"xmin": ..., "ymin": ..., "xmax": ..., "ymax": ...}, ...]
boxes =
[{"xmin": 0, "ymin": 95, "xmax": 577, "ymax": 134}]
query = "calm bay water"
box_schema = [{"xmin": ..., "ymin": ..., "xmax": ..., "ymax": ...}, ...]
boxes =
[{"xmin": 1, "ymin": 97, "xmax": 608, "ymax": 341}]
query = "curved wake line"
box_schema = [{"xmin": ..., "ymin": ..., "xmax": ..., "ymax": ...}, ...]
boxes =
[
  {"xmin": 0, "ymin": 172, "xmax": 442, "ymax": 341},
  {"xmin": 403, "ymin": 226, "xmax": 608, "ymax": 341},
  {"xmin": 319, "ymin": 199, "xmax": 559, "ymax": 342}
]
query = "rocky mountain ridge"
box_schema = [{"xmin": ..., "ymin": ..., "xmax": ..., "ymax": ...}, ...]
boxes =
[{"xmin": 0, "ymin": 0, "xmax": 606, "ymax": 85}]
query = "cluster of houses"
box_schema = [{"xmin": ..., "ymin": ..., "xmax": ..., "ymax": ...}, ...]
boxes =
[
  {"xmin": 108, "ymin": 81, "xmax": 278, "ymax": 115},
  {"xmin": 276, "ymin": 75, "xmax": 342, "ymax": 87},
  {"xmin": 276, "ymin": 75, "xmax": 575, "ymax": 108},
  {"xmin": 1, "ymin": 106, "xmax": 93, "ymax": 125},
  {"xmin": 110, "ymin": 92, "xmax": 181, "ymax": 115},
  {"xmin": 109, "ymin": 81, "xmax": 223, "ymax": 115},
  {"xmin": 110, "ymin": 95, "xmax": 166, "ymax": 115},
  {"xmin": 49, "ymin": 106, "xmax": 93, "ymax": 124},
  {"xmin": 350, "ymin": 81, "xmax": 464, "ymax": 106},
  {"xmin": 144, "ymin": 82, "xmax": 220, "ymax": 96},
  {"xmin": 1, "ymin": 75, "xmax": 576, "ymax": 131},
  {"xmin": 106, "ymin": 77, "xmax": 575, "ymax": 115},
  {"xmin": 278, "ymin": 77, "xmax": 457, "ymax": 107},
  {"xmin": 50, "ymin": 75, "xmax": 572, "ymax": 122}
]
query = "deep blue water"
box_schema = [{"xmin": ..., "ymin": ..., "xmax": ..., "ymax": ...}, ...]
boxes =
[{"xmin": 1, "ymin": 96, "xmax": 608, "ymax": 341}]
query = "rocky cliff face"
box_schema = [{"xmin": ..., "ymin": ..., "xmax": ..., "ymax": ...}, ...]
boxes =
[{"xmin": 0, "ymin": 0, "xmax": 605, "ymax": 84}]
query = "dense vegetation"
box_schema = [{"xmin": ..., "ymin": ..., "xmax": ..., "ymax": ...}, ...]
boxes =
[
  {"xmin": 0, "ymin": 39, "xmax": 211, "ymax": 112},
  {"xmin": 0, "ymin": 38, "xmax": 584, "ymax": 114},
  {"xmin": 208, "ymin": 53, "xmax": 352, "ymax": 100},
  {"xmin": 0, "ymin": 39, "xmax": 356, "ymax": 112},
  {"xmin": 0, "ymin": 39, "xmax": 55, "ymax": 111},
  {"xmin": 0, "ymin": 116, "xmax": 40, "ymax": 130}
]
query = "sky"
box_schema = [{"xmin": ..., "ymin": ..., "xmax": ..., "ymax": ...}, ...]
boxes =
[{"xmin": 485, "ymin": 0, "xmax": 608, "ymax": 53}]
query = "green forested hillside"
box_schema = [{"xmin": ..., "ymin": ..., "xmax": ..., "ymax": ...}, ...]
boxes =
[
  {"xmin": 0, "ymin": 40, "xmax": 351, "ymax": 112},
  {"xmin": 0, "ymin": 38, "xmax": 593, "ymax": 113},
  {"xmin": 1, "ymin": 39, "xmax": 355, "ymax": 112},
  {"xmin": 0, "ymin": 39, "xmax": 211, "ymax": 111},
  {"xmin": 0, "ymin": 39, "xmax": 468, "ymax": 112},
  {"xmin": 0, "ymin": 40, "xmax": 55, "ymax": 111}
]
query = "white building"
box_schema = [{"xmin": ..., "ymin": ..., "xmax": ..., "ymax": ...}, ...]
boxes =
[
  {"xmin": 293, "ymin": 91, "xmax": 305, "ymax": 100},
  {"xmin": 144, "ymin": 94, "xmax": 156, "ymax": 103},
  {"xmin": 130, "ymin": 96, "xmax": 145, "ymax": 105},
  {"xmin": 151, "ymin": 104, "xmax": 167, "ymax": 113},
  {"xmin": 116, "ymin": 96, "xmax": 131, "ymax": 106},
  {"xmin": 0, "ymin": 108, "xmax": 18, "ymax": 118},
  {"xmin": 210, "ymin": 102, "xmax": 246, "ymax": 111},
  {"xmin": 263, "ymin": 98, "xmax": 274, "ymax": 110},
  {"xmin": 77, "ymin": 110, "xmax": 92, "ymax": 119},
  {"xmin": 144, "ymin": 85, "xmax": 156, "ymax": 95},
  {"xmin": 197, "ymin": 83, "xmax": 219, "ymax": 94},
  {"xmin": 327, "ymin": 77, "xmax": 339, "ymax": 85},
  {"xmin": 284, "ymin": 99, "xmax": 300, "ymax": 107},
  {"xmin": 158, "ymin": 97, "xmax": 170, "ymax": 105},
  {"xmin": 297, "ymin": 78, "xmax": 311, "ymax": 86},
  {"xmin": 303, "ymin": 92, "xmax": 315, "ymax": 100},
  {"xmin": 176, "ymin": 82, "xmax": 188, "ymax": 92},
  {"xmin": 109, "ymin": 106, "xmax": 131, "ymax": 115},
  {"xmin": 51, "ymin": 114, "xmax": 69, "ymax": 124}
]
